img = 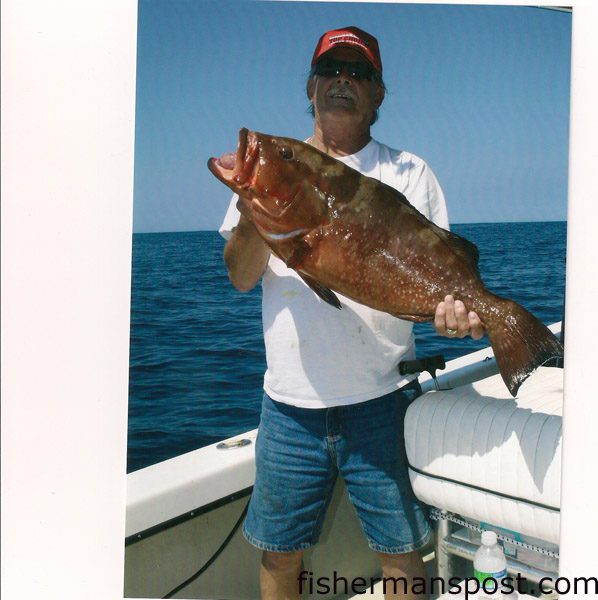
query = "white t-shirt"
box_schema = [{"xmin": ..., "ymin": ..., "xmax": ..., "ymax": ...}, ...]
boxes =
[{"xmin": 219, "ymin": 138, "xmax": 449, "ymax": 408}]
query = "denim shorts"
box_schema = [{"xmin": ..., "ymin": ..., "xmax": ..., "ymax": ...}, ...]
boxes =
[{"xmin": 243, "ymin": 384, "xmax": 431, "ymax": 554}]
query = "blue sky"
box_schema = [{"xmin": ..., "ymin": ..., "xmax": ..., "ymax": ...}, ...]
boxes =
[{"xmin": 132, "ymin": 1, "xmax": 571, "ymax": 232}]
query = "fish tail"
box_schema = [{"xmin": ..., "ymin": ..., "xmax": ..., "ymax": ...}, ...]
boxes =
[{"xmin": 485, "ymin": 298, "xmax": 563, "ymax": 396}]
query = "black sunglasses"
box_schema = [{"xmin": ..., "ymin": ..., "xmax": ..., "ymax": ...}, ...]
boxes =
[{"xmin": 313, "ymin": 58, "xmax": 379, "ymax": 82}]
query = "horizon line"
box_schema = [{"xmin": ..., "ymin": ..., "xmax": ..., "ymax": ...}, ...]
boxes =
[{"xmin": 132, "ymin": 218, "xmax": 568, "ymax": 235}]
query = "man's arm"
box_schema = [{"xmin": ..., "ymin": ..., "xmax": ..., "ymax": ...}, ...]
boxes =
[{"xmin": 223, "ymin": 212, "xmax": 271, "ymax": 292}]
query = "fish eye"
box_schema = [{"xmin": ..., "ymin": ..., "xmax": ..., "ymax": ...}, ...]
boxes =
[{"xmin": 279, "ymin": 146, "xmax": 293, "ymax": 160}]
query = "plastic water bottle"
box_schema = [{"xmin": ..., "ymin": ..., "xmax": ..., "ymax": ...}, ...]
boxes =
[{"xmin": 474, "ymin": 531, "xmax": 509, "ymax": 597}]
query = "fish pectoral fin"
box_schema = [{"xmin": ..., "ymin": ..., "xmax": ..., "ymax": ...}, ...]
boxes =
[{"xmin": 298, "ymin": 273, "xmax": 342, "ymax": 310}]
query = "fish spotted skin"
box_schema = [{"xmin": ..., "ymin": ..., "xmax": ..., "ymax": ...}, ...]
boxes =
[{"xmin": 209, "ymin": 128, "xmax": 563, "ymax": 396}]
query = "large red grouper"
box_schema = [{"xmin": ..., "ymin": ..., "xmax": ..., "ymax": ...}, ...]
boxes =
[{"xmin": 208, "ymin": 128, "xmax": 563, "ymax": 396}]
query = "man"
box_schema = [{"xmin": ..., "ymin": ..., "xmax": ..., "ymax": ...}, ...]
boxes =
[{"xmin": 219, "ymin": 26, "xmax": 484, "ymax": 600}]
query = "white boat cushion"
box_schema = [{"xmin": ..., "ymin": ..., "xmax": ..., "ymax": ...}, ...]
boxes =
[{"xmin": 405, "ymin": 367, "xmax": 563, "ymax": 544}]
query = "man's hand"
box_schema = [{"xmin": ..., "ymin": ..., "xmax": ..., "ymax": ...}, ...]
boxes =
[
  {"xmin": 223, "ymin": 200, "xmax": 271, "ymax": 292},
  {"xmin": 434, "ymin": 295, "xmax": 485, "ymax": 340}
]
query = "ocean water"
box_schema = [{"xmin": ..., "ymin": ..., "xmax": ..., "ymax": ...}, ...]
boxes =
[{"xmin": 127, "ymin": 222, "xmax": 567, "ymax": 473}]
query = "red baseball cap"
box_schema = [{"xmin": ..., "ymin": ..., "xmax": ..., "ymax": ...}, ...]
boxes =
[{"xmin": 311, "ymin": 26, "xmax": 382, "ymax": 75}]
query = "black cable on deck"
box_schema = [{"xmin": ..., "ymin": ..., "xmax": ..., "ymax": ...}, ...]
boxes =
[{"xmin": 162, "ymin": 499, "xmax": 250, "ymax": 599}]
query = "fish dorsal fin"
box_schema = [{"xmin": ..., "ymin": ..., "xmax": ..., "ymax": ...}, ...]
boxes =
[
  {"xmin": 431, "ymin": 223, "xmax": 480, "ymax": 276},
  {"xmin": 380, "ymin": 180, "xmax": 481, "ymax": 275}
]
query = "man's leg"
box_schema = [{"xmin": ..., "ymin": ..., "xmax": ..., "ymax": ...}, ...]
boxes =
[
  {"xmin": 377, "ymin": 550, "xmax": 428, "ymax": 600},
  {"xmin": 338, "ymin": 388, "xmax": 431, "ymax": 598},
  {"xmin": 244, "ymin": 395, "xmax": 336, "ymax": 599},
  {"xmin": 260, "ymin": 550, "xmax": 304, "ymax": 600}
]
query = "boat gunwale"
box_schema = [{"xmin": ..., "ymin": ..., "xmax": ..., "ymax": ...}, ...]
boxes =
[{"xmin": 125, "ymin": 486, "xmax": 252, "ymax": 546}]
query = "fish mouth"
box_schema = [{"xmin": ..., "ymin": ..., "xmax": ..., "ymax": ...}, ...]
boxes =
[
  {"xmin": 207, "ymin": 128, "xmax": 259, "ymax": 189},
  {"xmin": 208, "ymin": 129, "xmax": 310, "ymax": 241}
]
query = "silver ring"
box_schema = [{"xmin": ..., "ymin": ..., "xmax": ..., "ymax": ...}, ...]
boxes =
[{"xmin": 446, "ymin": 328, "xmax": 457, "ymax": 336}]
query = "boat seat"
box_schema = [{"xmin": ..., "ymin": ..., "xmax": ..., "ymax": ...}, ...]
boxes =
[{"xmin": 404, "ymin": 366, "xmax": 563, "ymax": 545}]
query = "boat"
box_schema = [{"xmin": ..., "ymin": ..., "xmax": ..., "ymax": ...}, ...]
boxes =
[{"xmin": 124, "ymin": 322, "xmax": 564, "ymax": 599}]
